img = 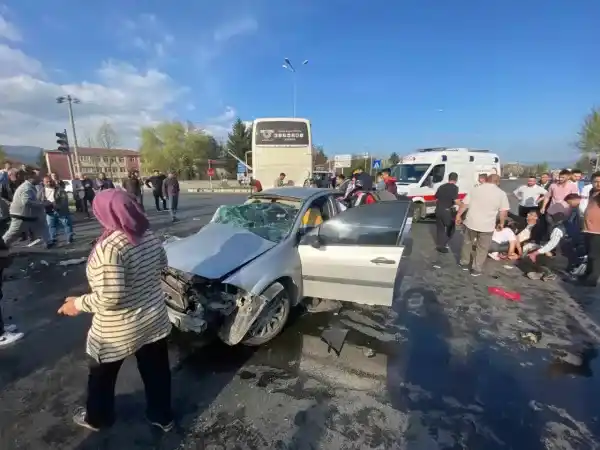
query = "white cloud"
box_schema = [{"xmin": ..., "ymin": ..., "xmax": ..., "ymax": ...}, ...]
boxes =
[
  {"xmin": 0, "ymin": 13, "xmax": 21, "ymax": 41},
  {"xmin": 213, "ymin": 17, "xmax": 258, "ymax": 42},
  {"xmin": 0, "ymin": 13, "xmax": 245, "ymax": 150},
  {"xmin": 0, "ymin": 44, "xmax": 184, "ymax": 147}
]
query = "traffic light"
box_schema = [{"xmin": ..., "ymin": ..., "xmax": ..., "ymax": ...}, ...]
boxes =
[{"xmin": 56, "ymin": 130, "xmax": 69, "ymax": 152}]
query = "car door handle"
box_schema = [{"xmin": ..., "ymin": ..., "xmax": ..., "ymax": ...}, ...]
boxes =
[{"xmin": 370, "ymin": 257, "xmax": 395, "ymax": 264}]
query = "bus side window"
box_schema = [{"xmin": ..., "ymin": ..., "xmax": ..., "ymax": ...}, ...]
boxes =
[{"xmin": 431, "ymin": 164, "xmax": 445, "ymax": 183}]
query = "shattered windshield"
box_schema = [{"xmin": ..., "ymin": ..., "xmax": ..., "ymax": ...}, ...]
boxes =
[{"xmin": 210, "ymin": 198, "xmax": 301, "ymax": 243}]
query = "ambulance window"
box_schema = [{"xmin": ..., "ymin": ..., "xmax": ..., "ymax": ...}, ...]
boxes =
[{"xmin": 431, "ymin": 164, "xmax": 445, "ymax": 183}]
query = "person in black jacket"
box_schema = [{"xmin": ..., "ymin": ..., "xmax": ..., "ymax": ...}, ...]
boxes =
[
  {"xmin": 145, "ymin": 170, "xmax": 167, "ymax": 211},
  {"xmin": 123, "ymin": 171, "xmax": 144, "ymax": 211}
]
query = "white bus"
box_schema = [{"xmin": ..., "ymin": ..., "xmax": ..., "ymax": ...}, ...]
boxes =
[{"xmin": 252, "ymin": 117, "xmax": 313, "ymax": 187}]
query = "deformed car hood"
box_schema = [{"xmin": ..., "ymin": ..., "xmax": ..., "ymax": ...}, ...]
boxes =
[{"xmin": 163, "ymin": 222, "xmax": 276, "ymax": 279}]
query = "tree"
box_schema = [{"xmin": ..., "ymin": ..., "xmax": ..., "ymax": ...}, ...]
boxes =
[
  {"xmin": 96, "ymin": 121, "xmax": 120, "ymax": 149},
  {"xmin": 578, "ymin": 107, "xmax": 600, "ymax": 154},
  {"xmin": 313, "ymin": 145, "xmax": 327, "ymax": 167},
  {"xmin": 139, "ymin": 121, "xmax": 212, "ymax": 179},
  {"xmin": 36, "ymin": 149, "xmax": 48, "ymax": 173},
  {"xmin": 388, "ymin": 152, "xmax": 400, "ymax": 166},
  {"xmin": 226, "ymin": 118, "xmax": 252, "ymax": 173},
  {"xmin": 0, "ymin": 145, "xmax": 6, "ymax": 164}
]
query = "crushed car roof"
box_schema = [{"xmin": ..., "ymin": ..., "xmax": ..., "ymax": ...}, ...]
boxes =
[{"xmin": 254, "ymin": 187, "xmax": 337, "ymax": 200}]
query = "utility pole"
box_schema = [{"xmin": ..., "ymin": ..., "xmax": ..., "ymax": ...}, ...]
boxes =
[{"xmin": 57, "ymin": 95, "xmax": 81, "ymax": 174}]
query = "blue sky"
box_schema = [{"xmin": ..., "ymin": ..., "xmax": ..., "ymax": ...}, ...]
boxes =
[{"xmin": 1, "ymin": 0, "xmax": 598, "ymax": 162}]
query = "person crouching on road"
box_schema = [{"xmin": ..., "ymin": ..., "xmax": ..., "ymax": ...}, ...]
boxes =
[
  {"xmin": 455, "ymin": 174, "xmax": 510, "ymax": 276},
  {"xmin": 43, "ymin": 176, "xmax": 74, "ymax": 245},
  {"xmin": 2, "ymin": 172, "xmax": 51, "ymax": 248},
  {"xmin": 58, "ymin": 189, "xmax": 173, "ymax": 432},
  {"xmin": 163, "ymin": 171, "xmax": 180, "ymax": 222},
  {"xmin": 434, "ymin": 171, "xmax": 460, "ymax": 253}
]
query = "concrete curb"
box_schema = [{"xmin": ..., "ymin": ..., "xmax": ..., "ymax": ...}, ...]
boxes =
[{"xmin": 186, "ymin": 188, "xmax": 252, "ymax": 194}]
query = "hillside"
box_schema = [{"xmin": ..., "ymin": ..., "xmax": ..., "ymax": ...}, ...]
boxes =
[{"xmin": 1, "ymin": 145, "xmax": 44, "ymax": 165}]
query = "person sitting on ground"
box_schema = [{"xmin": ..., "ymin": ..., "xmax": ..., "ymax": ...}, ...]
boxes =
[
  {"xmin": 489, "ymin": 220, "xmax": 521, "ymax": 260},
  {"xmin": 515, "ymin": 210, "xmax": 544, "ymax": 255}
]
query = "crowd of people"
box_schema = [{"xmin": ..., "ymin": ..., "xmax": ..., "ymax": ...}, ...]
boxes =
[
  {"xmin": 434, "ymin": 168, "xmax": 600, "ymax": 286},
  {"xmin": 0, "ymin": 164, "xmax": 181, "ymax": 348}
]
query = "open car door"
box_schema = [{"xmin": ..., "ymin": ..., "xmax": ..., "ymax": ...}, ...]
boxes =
[{"xmin": 298, "ymin": 200, "xmax": 412, "ymax": 307}]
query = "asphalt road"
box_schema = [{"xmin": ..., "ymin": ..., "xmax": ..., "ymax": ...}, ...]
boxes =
[{"xmin": 1, "ymin": 187, "xmax": 600, "ymax": 450}]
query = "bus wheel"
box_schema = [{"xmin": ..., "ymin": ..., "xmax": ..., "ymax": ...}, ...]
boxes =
[{"xmin": 412, "ymin": 203, "xmax": 425, "ymax": 222}]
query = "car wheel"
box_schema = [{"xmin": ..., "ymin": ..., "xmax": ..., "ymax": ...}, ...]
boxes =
[
  {"xmin": 412, "ymin": 203, "xmax": 425, "ymax": 222},
  {"xmin": 242, "ymin": 286, "xmax": 291, "ymax": 346}
]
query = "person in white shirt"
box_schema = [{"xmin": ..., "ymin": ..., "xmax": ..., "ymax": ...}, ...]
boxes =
[
  {"xmin": 513, "ymin": 176, "xmax": 547, "ymax": 217},
  {"xmin": 488, "ymin": 221, "xmax": 521, "ymax": 260}
]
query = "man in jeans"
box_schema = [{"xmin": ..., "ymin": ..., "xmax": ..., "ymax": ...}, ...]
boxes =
[
  {"xmin": 162, "ymin": 171, "xmax": 180, "ymax": 222},
  {"xmin": 455, "ymin": 174, "xmax": 510, "ymax": 276}
]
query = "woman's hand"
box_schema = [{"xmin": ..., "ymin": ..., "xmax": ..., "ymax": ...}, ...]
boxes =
[{"xmin": 58, "ymin": 297, "xmax": 81, "ymax": 317}]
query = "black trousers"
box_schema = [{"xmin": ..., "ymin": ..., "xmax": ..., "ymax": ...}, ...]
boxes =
[
  {"xmin": 518, "ymin": 205, "xmax": 538, "ymax": 218},
  {"xmin": 582, "ymin": 233, "xmax": 600, "ymax": 286},
  {"xmin": 153, "ymin": 191, "xmax": 167, "ymax": 210},
  {"xmin": 82, "ymin": 195, "xmax": 94, "ymax": 216},
  {"xmin": 435, "ymin": 208, "xmax": 455, "ymax": 248},
  {"xmin": 86, "ymin": 338, "xmax": 172, "ymax": 428}
]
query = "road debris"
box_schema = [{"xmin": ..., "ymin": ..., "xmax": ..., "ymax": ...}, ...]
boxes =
[
  {"xmin": 40, "ymin": 260, "xmax": 49, "ymax": 266},
  {"xmin": 363, "ymin": 347, "xmax": 376, "ymax": 358},
  {"xmin": 320, "ymin": 326, "xmax": 349, "ymax": 357},
  {"xmin": 58, "ymin": 257, "xmax": 87, "ymax": 267},
  {"xmin": 519, "ymin": 330, "xmax": 542, "ymax": 344}
]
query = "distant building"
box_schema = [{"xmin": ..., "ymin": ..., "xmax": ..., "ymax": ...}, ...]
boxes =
[{"xmin": 45, "ymin": 147, "xmax": 141, "ymax": 180}]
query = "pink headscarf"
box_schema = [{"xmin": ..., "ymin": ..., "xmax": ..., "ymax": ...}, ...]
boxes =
[{"xmin": 93, "ymin": 189, "xmax": 149, "ymax": 247}]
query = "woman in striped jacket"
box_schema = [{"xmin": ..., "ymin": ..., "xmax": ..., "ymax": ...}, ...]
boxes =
[{"xmin": 58, "ymin": 189, "xmax": 173, "ymax": 432}]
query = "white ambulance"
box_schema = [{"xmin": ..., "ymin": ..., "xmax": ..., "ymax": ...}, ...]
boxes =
[{"xmin": 391, "ymin": 147, "xmax": 501, "ymax": 221}]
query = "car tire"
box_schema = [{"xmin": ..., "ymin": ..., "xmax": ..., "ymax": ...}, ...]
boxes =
[
  {"xmin": 412, "ymin": 202, "xmax": 425, "ymax": 222},
  {"xmin": 242, "ymin": 284, "xmax": 291, "ymax": 346}
]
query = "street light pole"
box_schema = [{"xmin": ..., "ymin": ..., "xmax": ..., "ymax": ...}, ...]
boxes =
[
  {"xmin": 57, "ymin": 95, "xmax": 81, "ymax": 175},
  {"xmin": 282, "ymin": 58, "xmax": 308, "ymax": 118}
]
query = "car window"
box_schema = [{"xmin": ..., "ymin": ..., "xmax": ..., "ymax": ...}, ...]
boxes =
[{"xmin": 312, "ymin": 201, "xmax": 411, "ymax": 246}]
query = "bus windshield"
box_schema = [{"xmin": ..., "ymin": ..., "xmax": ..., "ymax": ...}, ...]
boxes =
[{"xmin": 391, "ymin": 164, "xmax": 431, "ymax": 183}]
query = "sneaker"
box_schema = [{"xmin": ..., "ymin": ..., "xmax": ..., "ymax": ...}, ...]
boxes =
[
  {"xmin": 4, "ymin": 324, "xmax": 17, "ymax": 332},
  {"xmin": 458, "ymin": 263, "xmax": 470, "ymax": 271},
  {"xmin": 72, "ymin": 407, "xmax": 100, "ymax": 432},
  {"xmin": 0, "ymin": 331, "xmax": 24, "ymax": 347},
  {"xmin": 470, "ymin": 270, "xmax": 482, "ymax": 277},
  {"xmin": 488, "ymin": 252, "xmax": 500, "ymax": 261},
  {"xmin": 436, "ymin": 247, "xmax": 449, "ymax": 253},
  {"xmin": 148, "ymin": 419, "xmax": 174, "ymax": 432}
]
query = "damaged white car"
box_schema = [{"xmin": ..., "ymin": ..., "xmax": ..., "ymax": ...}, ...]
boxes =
[{"xmin": 162, "ymin": 187, "xmax": 412, "ymax": 347}]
